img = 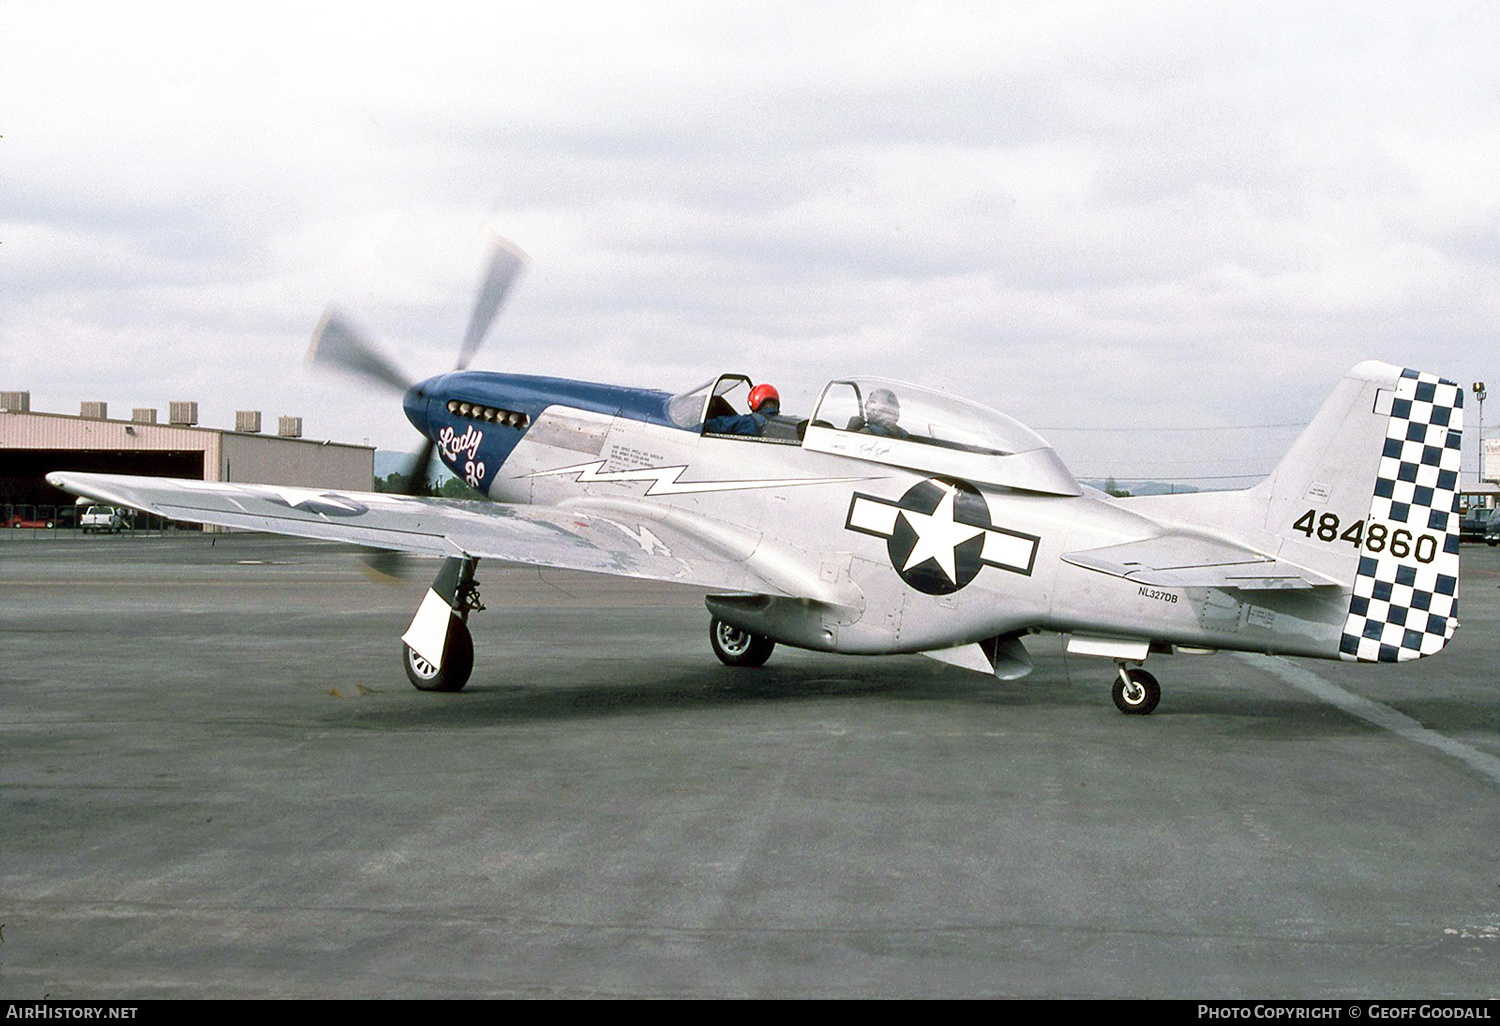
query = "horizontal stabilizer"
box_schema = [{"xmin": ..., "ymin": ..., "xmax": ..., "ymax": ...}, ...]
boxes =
[{"xmin": 1062, "ymin": 534, "xmax": 1342, "ymax": 591}]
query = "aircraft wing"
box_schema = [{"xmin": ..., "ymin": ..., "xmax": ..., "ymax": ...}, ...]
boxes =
[
  {"xmin": 1061, "ymin": 533, "xmax": 1343, "ymax": 590},
  {"xmin": 46, "ymin": 472, "xmax": 853, "ymax": 604}
]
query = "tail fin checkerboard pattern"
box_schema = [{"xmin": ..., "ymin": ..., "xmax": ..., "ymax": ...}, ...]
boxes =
[{"xmin": 1339, "ymin": 369, "xmax": 1464, "ymax": 662}]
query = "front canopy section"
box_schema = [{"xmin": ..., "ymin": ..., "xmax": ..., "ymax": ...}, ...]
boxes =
[
  {"xmin": 666, "ymin": 373, "xmax": 802, "ymax": 443},
  {"xmin": 666, "ymin": 376, "xmax": 728, "ymax": 430},
  {"xmin": 804, "ymin": 378, "xmax": 1081, "ymax": 495}
]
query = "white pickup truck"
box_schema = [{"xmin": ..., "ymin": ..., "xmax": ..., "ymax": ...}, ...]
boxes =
[{"xmin": 80, "ymin": 504, "xmax": 126, "ymax": 534}]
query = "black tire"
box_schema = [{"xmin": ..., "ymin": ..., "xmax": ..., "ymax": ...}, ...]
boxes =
[
  {"xmin": 709, "ymin": 617, "xmax": 775, "ymax": 667},
  {"xmin": 403, "ymin": 618, "xmax": 475, "ymax": 692},
  {"xmin": 1112, "ymin": 667, "xmax": 1160, "ymax": 715}
]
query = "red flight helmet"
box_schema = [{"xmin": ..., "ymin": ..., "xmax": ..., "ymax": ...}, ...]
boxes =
[{"xmin": 748, "ymin": 383, "xmax": 780, "ymax": 413}]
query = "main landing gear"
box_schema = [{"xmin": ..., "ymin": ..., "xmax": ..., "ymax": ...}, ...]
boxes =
[
  {"xmin": 404, "ymin": 618, "xmax": 475, "ymax": 692},
  {"xmin": 709, "ymin": 617, "xmax": 775, "ymax": 668},
  {"xmin": 1112, "ymin": 664, "xmax": 1160, "ymax": 715},
  {"xmin": 401, "ymin": 556, "xmax": 484, "ymax": 692}
]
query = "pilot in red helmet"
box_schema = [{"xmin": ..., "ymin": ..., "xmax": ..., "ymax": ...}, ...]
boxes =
[
  {"xmin": 706, "ymin": 383, "xmax": 780, "ymax": 436},
  {"xmin": 748, "ymin": 384, "xmax": 780, "ymax": 418}
]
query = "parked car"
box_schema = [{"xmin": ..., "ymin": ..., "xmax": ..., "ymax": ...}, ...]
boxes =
[
  {"xmin": 80, "ymin": 504, "xmax": 126, "ymax": 534},
  {"xmin": 1458, "ymin": 507, "xmax": 1494, "ymax": 543},
  {"xmin": 1486, "ymin": 516, "xmax": 1499, "ymax": 547}
]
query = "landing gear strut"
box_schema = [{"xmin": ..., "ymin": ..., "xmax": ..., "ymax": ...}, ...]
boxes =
[
  {"xmin": 401, "ymin": 556, "xmax": 484, "ymax": 692},
  {"xmin": 1112, "ymin": 664, "xmax": 1160, "ymax": 715},
  {"xmin": 709, "ymin": 617, "xmax": 775, "ymax": 667}
]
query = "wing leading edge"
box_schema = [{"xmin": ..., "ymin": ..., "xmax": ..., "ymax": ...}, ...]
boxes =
[{"xmin": 45, "ymin": 472, "xmax": 858, "ymax": 607}]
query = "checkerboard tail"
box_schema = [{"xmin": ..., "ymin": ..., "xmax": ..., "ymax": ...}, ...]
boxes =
[
  {"xmin": 1251, "ymin": 363, "xmax": 1463, "ymax": 661},
  {"xmin": 1334, "ymin": 367, "xmax": 1463, "ymax": 662}
]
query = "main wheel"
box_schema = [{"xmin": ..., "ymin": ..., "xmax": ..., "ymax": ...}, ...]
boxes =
[
  {"xmin": 404, "ymin": 618, "xmax": 475, "ymax": 692},
  {"xmin": 1112, "ymin": 667, "xmax": 1160, "ymax": 715},
  {"xmin": 709, "ymin": 618, "xmax": 775, "ymax": 667}
]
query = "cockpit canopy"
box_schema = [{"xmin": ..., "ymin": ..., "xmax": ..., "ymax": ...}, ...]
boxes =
[
  {"xmin": 667, "ymin": 374, "xmax": 1080, "ymax": 495},
  {"xmin": 667, "ymin": 375, "xmax": 751, "ymax": 430},
  {"xmin": 809, "ymin": 378, "xmax": 1049, "ymax": 456},
  {"xmin": 804, "ymin": 378, "xmax": 1080, "ymax": 495}
]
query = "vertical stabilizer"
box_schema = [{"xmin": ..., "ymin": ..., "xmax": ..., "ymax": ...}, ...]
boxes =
[
  {"xmin": 1254, "ymin": 361, "xmax": 1463, "ymax": 662},
  {"xmin": 1338, "ymin": 367, "xmax": 1464, "ymax": 661}
]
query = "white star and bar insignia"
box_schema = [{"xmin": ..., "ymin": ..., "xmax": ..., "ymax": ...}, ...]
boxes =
[{"xmin": 845, "ymin": 478, "xmax": 1038, "ymax": 594}]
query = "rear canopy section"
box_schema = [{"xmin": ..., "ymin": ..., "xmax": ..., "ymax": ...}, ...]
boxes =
[{"xmin": 801, "ymin": 378, "xmax": 1081, "ymax": 496}]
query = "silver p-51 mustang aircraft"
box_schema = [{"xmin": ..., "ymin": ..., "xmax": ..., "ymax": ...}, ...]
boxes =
[{"xmin": 49, "ymin": 241, "xmax": 1465, "ymax": 714}]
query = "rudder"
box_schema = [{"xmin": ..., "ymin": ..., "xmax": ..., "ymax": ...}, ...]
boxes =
[{"xmin": 1337, "ymin": 367, "xmax": 1464, "ymax": 661}]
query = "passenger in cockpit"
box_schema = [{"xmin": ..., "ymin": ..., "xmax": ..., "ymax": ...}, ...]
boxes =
[
  {"xmin": 706, "ymin": 383, "xmax": 780, "ymax": 436},
  {"xmin": 846, "ymin": 387, "xmax": 909, "ymax": 440}
]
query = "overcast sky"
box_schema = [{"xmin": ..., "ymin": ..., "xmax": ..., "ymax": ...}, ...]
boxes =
[{"xmin": 3, "ymin": 1, "xmax": 1496, "ymax": 485}]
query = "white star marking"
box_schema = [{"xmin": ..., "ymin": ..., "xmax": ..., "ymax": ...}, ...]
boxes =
[
  {"xmin": 897, "ymin": 483, "xmax": 985, "ymax": 584},
  {"xmin": 845, "ymin": 484, "xmax": 1040, "ymax": 585},
  {"xmin": 259, "ymin": 486, "xmax": 363, "ymax": 511}
]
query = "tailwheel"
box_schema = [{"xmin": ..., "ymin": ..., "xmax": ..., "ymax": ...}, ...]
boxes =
[
  {"xmin": 709, "ymin": 617, "xmax": 775, "ymax": 667},
  {"xmin": 404, "ymin": 617, "xmax": 474, "ymax": 692},
  {"xmin": 1112, "ymin": 666, "xmax": 1160, "ymax": 715}
]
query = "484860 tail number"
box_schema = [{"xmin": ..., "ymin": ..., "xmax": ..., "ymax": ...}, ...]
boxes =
[{"xmin": 1291, "ymin": 509, "xmax": 1440, "ymax": 564}]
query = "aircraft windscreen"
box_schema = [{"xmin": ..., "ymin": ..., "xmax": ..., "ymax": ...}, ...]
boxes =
[
  {"xmin": 811, "ymin": 379, "xmax": 1050, "ymax": 456},
  {"xmin": 666, "ymin": 379, "xmax": 719, "ymax": 429}
]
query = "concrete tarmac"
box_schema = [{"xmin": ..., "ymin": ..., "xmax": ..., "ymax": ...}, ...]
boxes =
[{"xmin": 2, "ymin": 533, "xmax": 1497, "ymax": 998}]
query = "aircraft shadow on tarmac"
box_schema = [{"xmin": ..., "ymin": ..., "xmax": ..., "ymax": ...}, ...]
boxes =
[{"xmin": 316, "ymin": 658, "xmax": 1466, "ymax": 739}]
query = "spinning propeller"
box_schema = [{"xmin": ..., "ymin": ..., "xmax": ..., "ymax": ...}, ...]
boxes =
[{"xmin": 307, "ymin": 237, "xmax": 528, "ymax": 574}]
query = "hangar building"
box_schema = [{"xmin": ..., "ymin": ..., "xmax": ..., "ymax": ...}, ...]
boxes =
[{"xmin": 1, "ymin": 391, "xmax": 374, "ymax": 514}]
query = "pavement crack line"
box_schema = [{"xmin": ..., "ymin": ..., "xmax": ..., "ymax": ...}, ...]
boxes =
[{"xmin": 1237, "ymin": 653, "xmax": 1500, "ymax": 788}]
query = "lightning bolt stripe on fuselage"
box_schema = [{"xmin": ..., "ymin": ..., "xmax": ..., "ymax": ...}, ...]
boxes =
[{"xmin": 529, "ymin": 460, "xmax": 872, "ymax": 496}]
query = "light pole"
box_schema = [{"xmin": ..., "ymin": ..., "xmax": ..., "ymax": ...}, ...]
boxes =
[{"xmin": 1474, "ymin": 382, "xmax": 1487, "ymax": 485}]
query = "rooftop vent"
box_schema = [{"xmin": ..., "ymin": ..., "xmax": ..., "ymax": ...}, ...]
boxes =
[
  {"xmin": 278, "ymin": 416, "xmax": 303, "ymax": 438},
  {"xmin": 1, "ymin": 391, "xmax": 30, "ymax": 413},
  {"xmin": 169, "ymin": 401, "xmax": 198, "ymax": 426},
  {"xmin": 236, "ymin": 410, "xmax": 262, "ymax": 433},
  {"xmin": 80, "ymin": 401, "xmax": 108, "ymax": 420},
  {"xmin": 132, "ymin": 408, "xmax": 157, "ymax": 424}
]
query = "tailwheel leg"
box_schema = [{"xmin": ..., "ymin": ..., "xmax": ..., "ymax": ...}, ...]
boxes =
[
  {"xmin": 1112, "ymin": 663, "xmax": 1160, "ymax": 715},
  {"xmin": 401, "ymin": 556, "xmax": 483, "ymax": 692}
]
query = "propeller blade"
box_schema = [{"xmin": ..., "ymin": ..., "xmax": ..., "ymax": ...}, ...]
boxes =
[
  {"xmin": 398, "ymin": 437, "xmax": 439, "ymax": 497},
  {"xmin": 308, "ymin": 307, "xmax": 414, "ymax": 395},
  {"xmin": 311, "ymin": 236, "xmax": 528, "ymax": 582},
  {"xmin": 455, "ymin": 237, "xmax": 528, "ymax": 371}
]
